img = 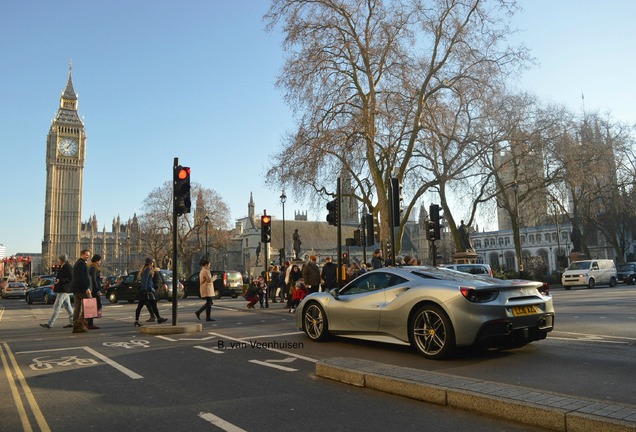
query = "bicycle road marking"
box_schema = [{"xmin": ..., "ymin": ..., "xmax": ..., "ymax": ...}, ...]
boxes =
[
  {"xmin": 103, "ymin": 339, "xmax": 150, "ymax": 349},
  {"xmin": 16, "ymin": 346, "xmax": 143, "ymax": 379}
]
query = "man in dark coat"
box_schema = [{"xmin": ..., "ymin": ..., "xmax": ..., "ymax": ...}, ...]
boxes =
[
  {"xmin": 320, "ymin": 256, "xmax": 338, "ymax": 292},
  {"xmin": 40, "ymin": 254, "xmax": 74, "ymax": 329},
  {"xmin": 302, "ymin": 255, "xmax": 321, "ymax": 294},
  {"xmin": 71, "ymin": 249, "xmax": 92, "ymax": 333}
]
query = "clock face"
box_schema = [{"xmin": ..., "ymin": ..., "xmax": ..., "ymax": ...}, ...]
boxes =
[{"xmin": 58, "ymin": 138, "xmax": 78, "ymax": 157}]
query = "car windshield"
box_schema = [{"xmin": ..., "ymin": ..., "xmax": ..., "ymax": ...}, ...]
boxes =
[
  {"xmin": 410, "ymin": 267, "xmax": 501, "ymax": 286},
  {"xmin": 160, "ymin": 270, "xmax": 172, "ymax": 282},
  {"xmin": 567, "ymin": 262, "xmax": 591, "ymax": 270},
  {"xmin": 618, "ymin": 264, "xmax": 635, "ymax": 272}
]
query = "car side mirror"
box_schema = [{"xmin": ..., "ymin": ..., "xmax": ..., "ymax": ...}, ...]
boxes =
[{"xmin": 329, "ymin": 287, "xmax": 339, "ymax": 299}]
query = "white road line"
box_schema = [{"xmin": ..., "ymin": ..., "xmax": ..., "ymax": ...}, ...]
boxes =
[
  {"xmin": 248, "ymin": 359, "xmax": 297, "ymax": 372},
  {"xmin": 194, "ymin": 345, "xmax": 225, "ymax": 354},
  {"xmin": 82, "ymin": 347, "xmax": 144, "ymax": 379},
  {"xmin": 551, "ymin": 331, "xmax": 636, "ymax": 341},
  {"xmin": 208, "ymin": 332, "xmax": 317, "ymax": 363},
  {"xmin": 198, "ymin": 412, "xmax": 247, "ymax": 432}
]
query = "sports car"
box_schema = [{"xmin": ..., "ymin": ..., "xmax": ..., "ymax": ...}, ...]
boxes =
[{"xmin": 296, "ymin": 266, "xmax": 554, "ymax": 359}]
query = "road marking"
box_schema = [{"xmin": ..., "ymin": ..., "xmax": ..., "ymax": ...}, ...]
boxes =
[
  {"xmin": 208, "ymin": 332, "xmax": 317, "ymax": 363},
  {"xmin": 550, "ymin": 331, "xmax": 635, "ymax": 343},
  {"xmin": 103, "ymin": 340, "xmax": 150, "ymax": 349},
  {"xmin": 16, "ymin": 346, "xmax": 143, "ymax": 380},
  {"xmin": 156, "ymin": 334, "xmax": 218, "ymax": 342},
  {"xmin": 198, "ymin": 412, "xmax": 247, "ymax": 431},
  {"xmin": 1, "ymin": 342, "xmax": 51, "ymax": 432},
  {"xmin": 248, "ymin": 359, "xmax": 297, "ymax": 372},
  {"xmin": 194, "ymin": 345, "xmax": 225, "ymax": 354}
]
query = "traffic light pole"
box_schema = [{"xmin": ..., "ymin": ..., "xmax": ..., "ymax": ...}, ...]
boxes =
[
  {"xmin": 171, "ymin": 157, "xmax": 179, "ymax": 325},
  {"xmin": 263, "ymin": 209, "xmax": 269, "ymax": 308},
  {"xmin": 388, "ymin": 178, "xmax": 397, "ymax": 265},
  {"xmin": 336, "ymin": 177, "xmax": 342, "ymax": 287}
]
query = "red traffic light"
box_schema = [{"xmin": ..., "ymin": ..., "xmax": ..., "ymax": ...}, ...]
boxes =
[{"xmin": 177, "ymin": 167, "xmax": 190, "ymax": 180}]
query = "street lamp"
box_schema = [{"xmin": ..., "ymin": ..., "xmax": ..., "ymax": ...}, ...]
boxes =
[
  {"xmin": 204, "ymin": 215, "xmax": 211, "ymax": 259},
  {"xmin": 280, "ymin": 190, "xmax": 287, "ymax": 263},
  {"xmin": 125, "ymin": 236, "xmax": 130, "ymax": 274}
]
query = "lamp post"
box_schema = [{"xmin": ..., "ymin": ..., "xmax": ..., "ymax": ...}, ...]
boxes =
[
  {"xmin": 280, "ymin": 190, "xmax": 287, "ymax": 263},
  {"xmin": 204, "ymin": 215, "xmax": 211, "ymax": 259},
  {"xmin": 125, "ymin": 236, "xmax": 130, "ymax": 274}
]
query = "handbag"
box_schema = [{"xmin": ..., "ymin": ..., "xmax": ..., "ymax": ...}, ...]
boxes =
[
  {"xmin": 146, "ymin": 290, "xmax": 157, "ymax": 301},
  {"xmin": 82, "ymin": 297, "xmax": 98, "ymax": 318}
]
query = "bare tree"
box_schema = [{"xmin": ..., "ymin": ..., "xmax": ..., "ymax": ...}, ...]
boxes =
[
  {"xmin": 139, "ymin": 182, "xmax": 231, "ymax": 276},
  {"xmin": 264, "ymin": 0, "xmax": 529, "ymax": 255}
]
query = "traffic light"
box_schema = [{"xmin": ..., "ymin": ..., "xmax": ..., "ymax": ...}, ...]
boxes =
[
  {"xmin": 261, "ymin": 214, "xmax": 272, "ymax": 243},
  {"xmin": 429, "ymin": 204, "xmax": 443, "ymax": 240},
  {"xmin": 426, "ymin": 220, "xmax": 436, "ymax": 241},
  {"xmin": 391, "ymin": 177, "xmax": 403, "ymax": 227},
  {"xmin": 353, "ymin": 229, "xmax": 362, "ymax": 247},
  {"xmin": 326, "ymin": 198, "xmax": 339, "ymax": 226},
  {"xmin": 174, "ymin": 165, "xmax": 191, "ymax": 216},
  {"xmin": 364, "ymin": 214, "xmax": 375, "ymax": 246}
]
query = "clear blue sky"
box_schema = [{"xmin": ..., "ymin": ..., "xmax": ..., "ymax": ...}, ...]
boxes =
[{"xmin": 1, "ymin": 0, "xmax": 635, "ymax": 256}]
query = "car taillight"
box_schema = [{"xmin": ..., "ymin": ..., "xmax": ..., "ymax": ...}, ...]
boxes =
[
  {"xmin": 223, "ymin": 273, "xmax": 227, "ymax": 287},
  {"xmin": 460, "ymin": 287, "xmax": 498, "ymax": 303},
  {"xmin": 539, "ymin": 282, "xmax": 550, "ymax": 296}
]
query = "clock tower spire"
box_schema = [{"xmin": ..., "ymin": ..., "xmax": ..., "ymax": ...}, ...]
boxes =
[{"xmin": 42, "ymin": 63, "xmax": 87, "ymax": 271}]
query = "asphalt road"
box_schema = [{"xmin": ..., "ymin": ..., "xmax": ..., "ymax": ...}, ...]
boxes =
[{"xmin": 1, "ymin": 284, "xmax": 634, "ymax": 431}]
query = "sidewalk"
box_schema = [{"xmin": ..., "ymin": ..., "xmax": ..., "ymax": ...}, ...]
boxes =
[{"xmin": 316, "ymin": 357, "xmax": 636, "ymax": 432}]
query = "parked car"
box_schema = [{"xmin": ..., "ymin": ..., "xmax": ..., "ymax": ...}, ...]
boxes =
[
  {"xmin": 2, "ymin": 282, "xmax": 28, "ymax": 299},
  {"xmin": 439, "ymin": 263, "xmax": 493, "ymax": 277},
  {"xmin": 105, "ymin": 270, "xmax": 184, "ymax": 303},
  {"xmin": 561, "ymin": 259, "xmax": 617, "ymax": 290},
  {"xmin": 296, "ymin": 266, "xmax": 554, "ymax": 360},
  {"xmin": 26, "ymin": 277, "xmax": 56, "ymax": 304},
  {"xmin": 616, "ymin": 262, "xmax": 636, "ymax": 284},
  {"xmin": 25, "ymin": 276, "xmax": 74, "ymax": 305},
  {"xmin": 182, "ymin": 270, "xmax": 243, "ymax": 299}
]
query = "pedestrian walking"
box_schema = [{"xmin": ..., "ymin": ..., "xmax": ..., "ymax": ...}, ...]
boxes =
[
  {"xmin": 87, "ymin": 254, "xmax": 103, "ymax": 330},
  {"xmin": 134, "ymin": 258, "xmax": 167, "ymax": 326},
  {"xmin": 40, "ymin": 254, "xmax": 74, "ymax": 329},
  {"xmin": 372, "ymin": 249, "xmax": 384, "ymax": 269},
  {"xmin": 195, "ymin": 258, "xmax": 216, "ymax": 322},
  {"xmin": 71, "ymin": 249, "xmax": 92, "ymax": 333}
]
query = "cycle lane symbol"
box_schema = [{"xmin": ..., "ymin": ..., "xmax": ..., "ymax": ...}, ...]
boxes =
[
  {"xmin": 29, "ymin": 355, "xmax": 98, "ymax": 371},
  {"xmin": 102, "ymin": 340, "xmax": 150, "ymax": 349}
]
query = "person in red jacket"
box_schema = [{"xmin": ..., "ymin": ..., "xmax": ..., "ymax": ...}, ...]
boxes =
[{"xmin": 290, "ymin": 280, "xmax": 308, "ymax": 313}]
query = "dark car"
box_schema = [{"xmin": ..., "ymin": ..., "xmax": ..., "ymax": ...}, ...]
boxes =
[
  {"xmin": 616, "ymin": 263, "xmax": 636, "ymax": 284},
  {"xmin": 105, "ymin": 270, "xmax": 184, "ymax": 304},
  {"xmin": 182, "ymin": 270, "xmax": 243, "ymax": 299}
]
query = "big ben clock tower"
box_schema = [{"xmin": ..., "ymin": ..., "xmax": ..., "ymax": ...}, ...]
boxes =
[{"xmin": 42, "ymin": 64, "xmax": 87, "ymax": 271}]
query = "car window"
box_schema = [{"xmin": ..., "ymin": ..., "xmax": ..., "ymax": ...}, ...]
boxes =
[
  {"xmin": 189, "ymin": 273, "xmax": 199, "ymax": 282},
  {"xmin": 125, "ymin": 274, "xmax": 135, "ymax": 283},
  {"xmin": 341, "ymin": 272, "xmax": 404, "ymax": 295}
]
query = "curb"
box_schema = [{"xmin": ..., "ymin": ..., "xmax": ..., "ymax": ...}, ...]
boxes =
[{"xmin": 316, "ymin": 357, "xmax": 636, "ymax": 432}]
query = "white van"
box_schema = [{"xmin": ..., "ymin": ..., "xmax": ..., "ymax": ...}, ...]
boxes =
[{"xmin": 561, "ymin": 259, "xmax": 617, "ymax": 289}]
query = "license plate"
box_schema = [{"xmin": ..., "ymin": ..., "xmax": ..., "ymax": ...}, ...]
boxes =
[{"xmin": 512, "ymin": 305, "xmax": 539, "ymax": 316}]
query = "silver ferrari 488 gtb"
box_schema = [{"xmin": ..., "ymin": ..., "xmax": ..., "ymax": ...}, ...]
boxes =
[{"xmin": 295, "ymin": 266, "xmax": 554, "ymax": 359}]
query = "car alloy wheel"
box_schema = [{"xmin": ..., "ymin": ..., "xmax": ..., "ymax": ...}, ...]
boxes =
[
  {"xmin": 108, "ymin": 292, "xmax": 118, "ymax": 304},
  {"xmin": 410, "ymin": 305, "xmax": 455, "ymax": 360},
  {"xmin": 303, "ymin": 302, "xmax": 329, "ymax": 341},
  {"xmin": 43, "ymin": 294, "xmax": 51, "ymax": 304}
]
